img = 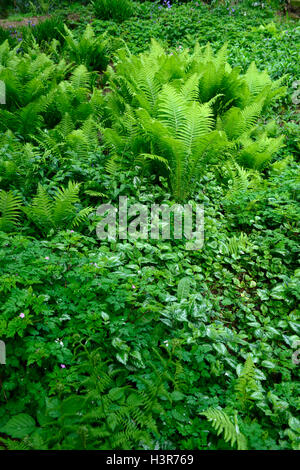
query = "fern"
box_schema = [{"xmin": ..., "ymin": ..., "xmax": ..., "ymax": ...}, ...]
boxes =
[
  {"xmin": 0, "ymin": 437, "xmax": 31, "ymax": 450},
  {"xmin": 220, "ymin": 233, "xmax": 251, "ymax": 256},
  {"xmin": 0, "ymin": 43, "xmax": 69, "ymax": 137},
  {"xmin": 201, "ymin": 408, "xmax": 248, "ymax": 450},
  {"xmin": 23, "ymin": 182, "xmax": 92, "ymax": 235},
  {"xmin": 30, "ymin": 348, "xmax": 165, "ymax": 449},
  {"xmin": 235, "ymin": 355, "xmax": 259, "ymax": 408},
  {"xmin": 0, "ymin": 190, "xmax": 22, "ymax": 232},
  {"xmin": 225, "ymin": 163, "xmax": 261, "ymax": 201},
  {"xmin": 104, "ymin": 40, "xmax": 285, "ymax": 200},
  {"xmin": 34, "ymin": 115, "xmax": 100, "ymax": 159},
  {"xmin": 63, "ymin": 24, "xmax": 110, "ymax": 72}
]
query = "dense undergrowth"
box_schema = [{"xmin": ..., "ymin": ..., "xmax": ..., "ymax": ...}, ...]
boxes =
[{"xmin": 0, "ymin": 1, "xmax": 299, "ymax": 450}]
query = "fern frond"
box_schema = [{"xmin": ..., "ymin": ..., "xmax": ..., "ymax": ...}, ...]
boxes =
[
  {"xmin": 52, "ymin": 181, "xmax": 81, "ymax": 226},
  {"xmin": 0, "ymin": 190, "xmax": 22, "ymax": 232},
  {"xmin": 235, "ymin": 355, "xmax": 259, "ymax": 407},
  {"xmin": 201, "ymin": 408, "xmax": 247, "ymax": 450},
  {"xmin": 138, "ymin": 153, "xmax": 170, "ymax": 170},
  {"xmin": 23, "ymin": 184, "xmax": 53, "ymax": 233},
  {"xmin": 71, "ymin": 207, "xmax": 93, "ymax": 228},
  {"xmin": 158, "ymin": 85, "xmax": 186, "ymax": 137},
  {"xmin": 70, "ymin": 65, "xmax": 91, "ymax": 90}
]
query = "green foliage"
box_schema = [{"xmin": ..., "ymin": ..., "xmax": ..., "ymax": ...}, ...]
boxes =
[
  {"xmin": 92, "ymin": 0, "xmax": 134, "ymax": 22},
  {"xmin": 62, "ymin": 24, "xmax": 110, "ymax": 71},
  {"xmin": 201, "ymin": 408, "xmax": 248, "ymax": 450},
  {"xmin": 0, "ymin": 40, "xmax": 69, "ymax": 137},
  {"xmin": 0, "ymin": 0, "xmax": 299, "ymax": 453},
  {"xmin": 235, "ymin": 355, "xmax": 260, "ymax": 408},
  {"xmin": 23, "ymin": 182, "xmax": 93, "ymax": 235},
  {"xmin": 1, "ymin": 413, "xmax": 36, "ymax": 439},
  {"xmin": 0, "ymin": 133, "xmax": 37, "ymax": 189},
  {"xmin": 0, "ymin": 190, "xmax": 22, "ymax": 232},
  {"xmin": 0, "ymin": 348, "xmax": 165, "ymax": 449},
  {"xmin": 177, "ymin": 277, "xmax": 191, "ymax": 301},
  {"xmin": 0, "ymin": 27, "xmax": 16, "ymax": 47},
  {"xmin": 21, "ymin": 16, "xmax": 65, "ymax": 47},
  {"xmin": 103, "ymin": 40, "xmax": 286, "ymax": 200}
]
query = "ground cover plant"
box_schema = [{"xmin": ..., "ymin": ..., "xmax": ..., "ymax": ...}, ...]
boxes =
[{"xmin": 0, "ymin": 0, "xmax": 299, "ymax": 451}]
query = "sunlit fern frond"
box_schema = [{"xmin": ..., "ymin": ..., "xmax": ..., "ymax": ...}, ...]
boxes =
[
  {"xmin": 201, "ymin": 408, "xmax": 247, "ymax": 450},
  {"xmin": 157, "ymin": 84, "xmax": 186, "ymax": 137},
  {"xmin": 70, "ymin": 65, "xmax": 91, "ymax": 90}
]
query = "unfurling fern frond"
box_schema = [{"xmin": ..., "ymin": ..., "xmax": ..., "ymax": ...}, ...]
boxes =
[{"xmin": 201, "ymin": 408, "xmax": 247, "ymax": 450}]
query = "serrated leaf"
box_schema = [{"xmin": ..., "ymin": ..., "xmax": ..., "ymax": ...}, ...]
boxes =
[{"xmin": 2, "ymin": 414, "xmax": 36, "ymax": 438}]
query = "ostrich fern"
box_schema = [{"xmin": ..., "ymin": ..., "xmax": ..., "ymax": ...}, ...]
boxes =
[
  {"xmin": 20, "ymin": 349, "xmax": 166, "ymax": 450},
  {"xmin": 103, "ymin": 41, "xmax": 286, "ymax": 200},
  {"xmin": 235, "ymin": 355, "xmax": 260, "ymax": 408},
  {"xmin": 33, "ymin": 115, "xmax": 100, "ymax": 159},
  {"xmin": 0, "ymin": 133, "xmax": 39, "ymax": 191},
  {"xmin": 0, "ymin": 42, "xmax": 100, "ymax": 138},
  {"xmin": 23, "ymin": 182, "xmax": 92, "ymax": 235},
  {"xmin": 0, "ymin": 42, "xmax": 69, "ymax": 136},
  {"xmin": 63, "ymin": 24, "xmax": 110, "ymax": 72},
  {"xmin": 0, "ymin": 190, "xmax": 22, "ymax": 232},
  {"xmin": 201, "ymin": 408, "xmax": 247, "ymax": 450},
  {"xmin": 106, "ymin": 40, "xmax": 286, "ymax": 120},
  {"xmin": 105, "ymin": 83, "xmax": 228, "ymax": 201}
]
